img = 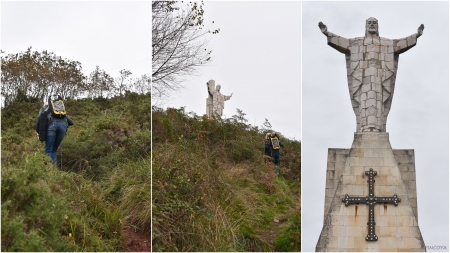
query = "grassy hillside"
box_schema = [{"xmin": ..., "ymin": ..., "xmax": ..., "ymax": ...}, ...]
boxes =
[
  {"xmin": 152, "ymin": 107, "xmax": 301, "ymax": 251},
  {"xmin": 1, "ymin": 92, "xmax": 150, "ymax": 251}
]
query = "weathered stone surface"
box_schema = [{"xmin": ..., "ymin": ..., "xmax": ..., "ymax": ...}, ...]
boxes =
[
  {"xmin": 393, "ymin": 149, "xmax": 419, "ymax": 221},
  {"xmin": 206, "ymin": 80, "xmax": 232, "ymax": 118},
  {"xmin": 318, "ymin": 17, "xmax": 423, "ymax": 132},
  {"xmin": 316, "ymin": 133, "xmax": 425, "ymax": 252},
  {"xmin": 323, "ymin": 149, "xmax": 350, "ymax": 221}
]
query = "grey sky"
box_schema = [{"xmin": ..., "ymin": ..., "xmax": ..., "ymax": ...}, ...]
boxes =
[
  {"xmin": 160, "ymin": 1, "xmax": 302, "ymax": 141},
  {"xmin": 1, "ymin": 1, "xmax": 151, "ymax": 79},
  {"xmin": 302, "ymin": 1, "xmax": 449, "ymax": 252}
]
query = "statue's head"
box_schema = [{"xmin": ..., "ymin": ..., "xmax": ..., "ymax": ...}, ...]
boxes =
[
  {"xmin": 365, "ymin": 17, "xmax": 379, "ymax": 36},
  {"xmin": 216, "ymin": 85, "xmax": 221, "ymax": 91}
]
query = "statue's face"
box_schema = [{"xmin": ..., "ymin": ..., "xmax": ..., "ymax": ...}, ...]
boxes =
[
  {"xmin": 216, "ymin": 85, "xmax": 221, "ymax": 91},
  {"xmin": 366, "ymin": 18, "xmax": 378, "ymax": 34}
]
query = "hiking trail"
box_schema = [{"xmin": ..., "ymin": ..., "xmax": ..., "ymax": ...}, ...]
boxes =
[{"xmin": 256, "ymin": 162, "xmax": 301, "ymax": 251}]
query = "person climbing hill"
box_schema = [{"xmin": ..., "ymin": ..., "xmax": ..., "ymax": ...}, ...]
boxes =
[
  {"xmin": 269, "ymin": 132, "xmax": 284, "ymax": 175},
  {"xmin": 36, "ymin": 94, "xmax": 74, "ymax": 166}
]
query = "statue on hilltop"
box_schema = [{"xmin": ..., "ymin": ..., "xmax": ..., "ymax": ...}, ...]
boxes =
[{"xmin": 206, "ymin": 80, "xmax": 232, "ymax": 118}]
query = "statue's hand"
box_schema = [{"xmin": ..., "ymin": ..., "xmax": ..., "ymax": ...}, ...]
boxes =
[
  {"xmin": 318, "ymin": 22, "xmax": 328, "ymax": 34},
  {"xmin": 230, "ymin": 93, "xmax": 233, "ymax": 97},
  {"xmin": 417, "ymin": 24, "xmax": 424, "ymax": 38}
]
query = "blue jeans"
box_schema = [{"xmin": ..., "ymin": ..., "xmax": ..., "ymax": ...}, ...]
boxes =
[
  {"xmin": 272, "ymin": 150, "xmax": 281, "ymax": 175},
  {"xmin": 45, "ymin": 121, "xmax": 67, "ymax": 165},
  {"xmin": 272, "ymin": 150, "xmax": 280, "ymax": 166}
]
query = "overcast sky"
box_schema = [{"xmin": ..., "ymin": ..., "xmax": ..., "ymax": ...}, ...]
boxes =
[
  {"xmin": 302, "ymin": 1, "xmax": 449, "ymax": 252},
  {"xmin": 1, "ymin": 1, "xmax": 151, "ymax": 79},
  {"xmin": 159, "ymin": 1, "xmax": 302, "ymax": 141}
]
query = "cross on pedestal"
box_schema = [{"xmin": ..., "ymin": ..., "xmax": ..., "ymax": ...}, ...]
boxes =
[{"xmin": 342, "ymin": 168, "xmax": 401, "ymax": 241}]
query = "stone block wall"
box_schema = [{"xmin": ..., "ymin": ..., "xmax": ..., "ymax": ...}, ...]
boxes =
[
  {"xmin": 393, "ymin": 149, "xmax": 418, "ymax": 221},
  {"xmin": 316, "ymin": 133, "xmax": 425, "ymax": 252}
]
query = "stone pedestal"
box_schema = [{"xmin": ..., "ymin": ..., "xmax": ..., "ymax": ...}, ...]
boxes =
[{"xmin": 316, "ymin": 133, "xmax": 425, "ymax": 252}]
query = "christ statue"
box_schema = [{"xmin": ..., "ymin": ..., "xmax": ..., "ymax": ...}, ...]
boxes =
[
  {"xmin": 206, "ymin": 80, "xmax": 232, "ymax": 118},
  {"xmin": 318, "ymin": 17, "xmax": 424, "ymax": 132}
]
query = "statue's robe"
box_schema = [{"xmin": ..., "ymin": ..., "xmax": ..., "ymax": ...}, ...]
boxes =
[
  {"xmin": 325, "ymin": 32, "xmax": 418, "ymax": 132},
  {"xmin": 212, "ymin": 90, "xmax": 231, "ymax": 117}
]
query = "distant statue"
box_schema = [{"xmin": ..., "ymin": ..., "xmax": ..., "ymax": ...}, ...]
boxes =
[
  {"xmin": 319, "ymin": 17, "xmax": 424, "ymax": 132},
  {"xmin": 206, "ymin": 80, "xmax": 232, "ymax": 118}
]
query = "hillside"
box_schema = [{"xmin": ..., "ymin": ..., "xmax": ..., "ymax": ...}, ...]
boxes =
[
  {"xmin": 1, "ymin": 92, "xmax": 150, "ymax": 251},
  {"xmin": 152, "ymin": 107, "xmax": 301, "ymax": 251}
]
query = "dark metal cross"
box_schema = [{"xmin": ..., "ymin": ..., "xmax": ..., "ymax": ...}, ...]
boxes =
[{"xmin": 342, "ymin": 168, "xmax": 401, "ymax": 241}]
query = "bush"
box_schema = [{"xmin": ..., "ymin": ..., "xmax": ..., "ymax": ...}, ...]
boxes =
[{"xmin": 1, "ymin": 153, "xmax": 122, "ymax": 251}]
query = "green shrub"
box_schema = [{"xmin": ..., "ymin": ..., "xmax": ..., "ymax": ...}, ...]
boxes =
[{"xmin": 1, "ymin": 153, "xmax": 122, "ymax": 251}]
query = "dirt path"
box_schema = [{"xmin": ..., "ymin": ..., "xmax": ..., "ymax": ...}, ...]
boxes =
[
  {"xmin": 123, "ymin": 226, "xmax": 150, "ymax": 252},
  {"xmin": 257, "ymin": 178, "xmax": 301, "ymax": 252},
  {"xmin": 259, "ymin": 208, "xmax": 296, "ymax": 251}
]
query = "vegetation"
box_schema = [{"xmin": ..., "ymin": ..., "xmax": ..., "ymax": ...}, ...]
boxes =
[
  {"xmin": 1, "ymin": 47, "xmax": 150, "ymax": 107},
  {"xmin": 1, "ymin": 92, "xmax": 150, "ymax": 251},
  {"xmin": 152, "ymin": 107, "xmax": 301, "ymax": 251}
]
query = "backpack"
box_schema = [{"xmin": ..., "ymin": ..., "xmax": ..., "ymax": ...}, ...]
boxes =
[
  {"xmin": 270, "ymin": 137, "xmax": 281, "ymax": 150},
  {"xmin": 48, "ymin": 96, "xmax": 66, "ymax": 118}
]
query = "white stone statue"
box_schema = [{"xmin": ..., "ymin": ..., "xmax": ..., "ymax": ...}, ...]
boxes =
[
  {"xmin": 319, "ymin": 17, "xmax": 424, "ymax": 132},
  {"xmin": 206, "ymin": 80, "xmax": 232, "ymax": 118}
]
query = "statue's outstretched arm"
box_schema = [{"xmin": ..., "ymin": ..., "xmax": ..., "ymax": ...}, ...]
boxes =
[
  {"xmin": 393, "ymin": 24, "xmax": 424, "ymax": 54},
  {"xmin": 318, "ymin": 22, "xmax": 328, "ymax": 35},
  {"xmin": 224, "ymin": 93, "xmax": 232, "ymax": 101},
  {"xmin": 417, "ymin": 24, "xmax": 424, "ymax": 38},
  {"xmin": 318, "ymin": 22, "xmax": 339, "ymax": 37},
  {"xmin": 318, "ymin": 21, "xmax": 350, "ymax": 54}
]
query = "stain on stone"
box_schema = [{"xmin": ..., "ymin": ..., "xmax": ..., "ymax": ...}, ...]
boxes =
[
  {"xmin": 384, "ymin": 204, "xmax": 387, "ymax": 214},
  {"xmin": 355, "ymin": 205, "xmax": 358, "ymax": 218}
]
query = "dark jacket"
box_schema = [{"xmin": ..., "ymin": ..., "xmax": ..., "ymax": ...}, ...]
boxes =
[{"xmin": 265, "ymin": 138, "xmax": 272, "ymax": 156}]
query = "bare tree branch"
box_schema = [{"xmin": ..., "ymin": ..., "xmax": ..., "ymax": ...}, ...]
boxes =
[{"xmin": 152, "ymin": 1, "xmax": 218, "ymax": 102}]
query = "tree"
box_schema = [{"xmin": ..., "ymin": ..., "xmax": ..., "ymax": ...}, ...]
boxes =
[
  {"xmin": 231, "ymin": 108, "xmax": 248, "ymax": 126},
  {"xmin": 114, "ymin": 69, "xmax": 132, "ymax": 96},
  {"xmin": 87, "ymin": 66, "xmax": 114, "ymax": 98},
  {"xmin": 1, "ymin": 47, "xmax": 151, "ymax": 107},
  {"xmin": 128, "ymin": 75, "xmax": 151, "ymax": 95},
  {"xmin": 152, "ymin": 1, "xmax": 219, "ymax": 101},
  {"xmin": 260, "ymin": 118, "xmax": 272, "ymax": 134},
  {"xmin": 1, "ymin": 47, "xmax": 86, "ymax": 107}
]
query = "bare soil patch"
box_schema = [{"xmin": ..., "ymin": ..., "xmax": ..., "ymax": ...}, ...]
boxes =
[{"xmin": 123, "ymin": 226, "xmax": 150, "ymax": 252}]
